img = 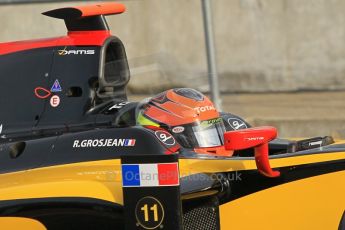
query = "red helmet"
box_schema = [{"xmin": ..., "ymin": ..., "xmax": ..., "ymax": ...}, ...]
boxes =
[{"xmin": 137, "ymin": 88, "xmax": 233, "ymax": 156}]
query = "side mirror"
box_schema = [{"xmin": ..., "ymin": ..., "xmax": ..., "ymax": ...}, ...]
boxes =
[{"xmin": 224, "ymin": 126, "xmax": 280, "ymax": 178}]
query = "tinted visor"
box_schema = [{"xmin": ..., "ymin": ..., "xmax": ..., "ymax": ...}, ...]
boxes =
[{"xmin": 171, "ymin": 118, "xmax": 226, "ymax": 149}]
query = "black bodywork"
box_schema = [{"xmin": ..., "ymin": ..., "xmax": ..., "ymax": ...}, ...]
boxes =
[{"xmin": 0, "ymin": 36, "xmax": 129, "ymax": 141}]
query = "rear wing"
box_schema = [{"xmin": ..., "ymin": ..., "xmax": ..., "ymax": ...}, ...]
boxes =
[{"xmin": 42, "ymin": 2, "xmax": 125, "ymax": 31}]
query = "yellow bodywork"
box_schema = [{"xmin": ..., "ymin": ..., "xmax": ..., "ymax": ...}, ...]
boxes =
[
  {"xmin": 0, "ymin": 151, "xmax": 344, "ymax": 204},
  {"xmin": 0, "ymin": 217, "xmax": 46, "ymax": 230},
  {"xmin": 0, "ymin": 150, "xmax": 344, "ymax": 229},
  {"xmin": 220, "ymin": 170, "xmax": 345, "ymax": 230},
  {"xmin": 0, "ymin": 160, "xmax": 125, "ymax": 204}
]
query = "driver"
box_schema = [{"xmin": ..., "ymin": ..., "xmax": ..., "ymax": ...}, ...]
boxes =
[{"xmin": 136, "ymin": 88, "xmax": 233, "ymax": 156}]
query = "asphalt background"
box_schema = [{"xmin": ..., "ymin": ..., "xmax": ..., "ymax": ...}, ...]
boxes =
[{"xmin": 129, "ymin": 91, "xmax": 345, "ymax": 139}]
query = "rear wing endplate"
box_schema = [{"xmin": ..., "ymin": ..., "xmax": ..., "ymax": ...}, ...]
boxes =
[{"xmin": 42, "ymin": 2, "xmax": 125, "ymax": 31}]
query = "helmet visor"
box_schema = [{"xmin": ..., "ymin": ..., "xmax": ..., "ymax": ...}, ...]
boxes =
[{"xmin": 172, "ymin": 118, "xmax": 226, "ymax": 149}]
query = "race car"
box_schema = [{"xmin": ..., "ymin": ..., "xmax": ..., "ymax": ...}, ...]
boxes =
[{"xmin": 0, "ymin": 2, "xmax": 344, "ymax": 230}]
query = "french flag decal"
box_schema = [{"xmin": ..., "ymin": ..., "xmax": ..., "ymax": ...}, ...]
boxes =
[
  {"xmin": 124, "ymin": 139, "xmax": 136, "ymax": 146},
  {"xmin": 122, "ymin": 163, "xmax": 179, "ymax": 187}
]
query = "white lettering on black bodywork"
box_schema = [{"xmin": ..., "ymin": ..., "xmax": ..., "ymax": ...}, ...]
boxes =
[
  {"xmin": 108, "ymin": 102, "xmax": 130, "ymax": 111},
  {"xmin": 73, "ymin": 139, "xmax": 136, "ymax": 148},
  {"xmin": 58, "ymin": 47, "xmax": 95, "ymax": 56},
  {"xmin": 309, "ymin": 140, "xmax": 322, "ymax": 147}
]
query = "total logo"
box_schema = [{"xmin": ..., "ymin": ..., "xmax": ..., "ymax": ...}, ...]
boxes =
[
  {"xmin": 194, "ymin": 105, "xmax": 215, "ymax": 114},
  {"xmin": 58, "ymin": 47, "xmax": 95, "ymax": 56}
]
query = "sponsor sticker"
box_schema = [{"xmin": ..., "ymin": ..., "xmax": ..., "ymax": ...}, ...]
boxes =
[
  {"xmin": 172, "ymin": 126, "xmax": 185, "ymax": 134},
  {"xmin": 51, "ymin": 79, "xmax": 62, "ymax": 92},
  {"xmin": 73, "ymin": 139, "xmax": 136, "ymax": 148},
  {"xmin": 34, "ymin": 87, "xmax": 52, "ymax": 99},
  {"xmin": 245, "ymin": 137, "xmax": 264, "ymax": 141},
  {"xmin": 194, "ymin": 105, "xmax": 216, "ymax": 114},
  {"xmin": 108, "ymin": 101, "xmax": 130, "ymax": 111},
  {"xmin": 50, "ymin": 95, "xmax": 60, "ymax": 107},
  {"xmin": 228, "ymin": 118, "xmax": 247, "ymax": 130},
  {"xmin": 58, "ymin": 47, "xmax": 95, "ymax": 56},
  {"xmin": 122, "ymin": 163, "xmax": 179, "ymax": 187},
  {"xmin": 155, "ymin": 131, "xmax": 176, "ymax": 146},
  {"xmin": 200, "ymin": 117, "xmax": 222, "ymax": 128},
  {"xmin": 309, "ymin": 140, "xmax": 323, "ymax": 147}
]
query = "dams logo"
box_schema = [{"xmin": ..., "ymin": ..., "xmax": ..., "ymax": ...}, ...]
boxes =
[{"xmin": 58, "ymin": 47, "xmax": 95, "ymax": 56}]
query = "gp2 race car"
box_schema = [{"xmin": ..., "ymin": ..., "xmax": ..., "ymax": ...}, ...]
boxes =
[{"xmin": 0, "ymin": 2, "xmax": 344, "ymax": 230}]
